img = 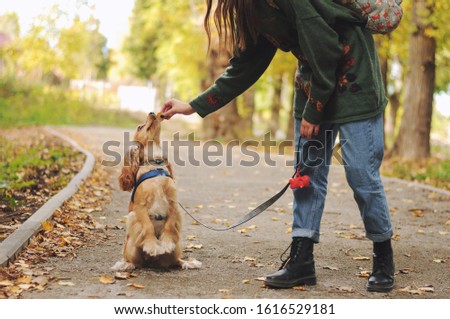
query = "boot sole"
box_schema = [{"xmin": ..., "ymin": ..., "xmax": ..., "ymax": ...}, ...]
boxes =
[
  {"xmin": 366, "ymin": 283, "xmax": 394, "ymax": 292},
  {"xmin": 265, "ymin": 276, "xmax": 317, "ymax": 289}
]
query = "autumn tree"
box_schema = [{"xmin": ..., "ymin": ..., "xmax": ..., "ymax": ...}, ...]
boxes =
[
  {"xmin": 58, "ymin": 16, "xmax": 109, "ymax": 80},
  {"xmin": 393, "ymin": 0, "xmax": 439, "ymax": 159},
  {"xmin": 0, "ymin": 13, "xmax": 20, "ymax": 76}
]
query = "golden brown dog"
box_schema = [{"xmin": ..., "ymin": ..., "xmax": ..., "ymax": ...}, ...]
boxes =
[{"xmin": 112, "ymin": 112, "xmax": 201, "ymax": 271}]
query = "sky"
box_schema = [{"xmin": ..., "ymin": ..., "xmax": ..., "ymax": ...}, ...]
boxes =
[{"xmin": 0, "ymin": 0, "xmax": 135, "ymax": 49}]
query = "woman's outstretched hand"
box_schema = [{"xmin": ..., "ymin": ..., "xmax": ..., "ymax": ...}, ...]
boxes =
[{"xmin": 161, "ymin": 99, "xmax": 195, "ymax": 120}]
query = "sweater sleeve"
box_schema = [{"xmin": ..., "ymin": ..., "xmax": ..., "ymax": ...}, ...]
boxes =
[
  {"xmin": 290, "ymin": 1, "xmax": 344, "ymax": 124},
  {"xmin": 189, "ymin": 35, "xmax": 277, "ymax": 118}
]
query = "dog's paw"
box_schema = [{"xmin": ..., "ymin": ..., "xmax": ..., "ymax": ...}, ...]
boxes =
[
  {"xmin": 180, "ymin": 258, "xmax": 202, "ymax": 270},
  {"xmin": 143, "ymin": 241, "xmax": 162, "ymax": 256},
  {"xmin": 159, "ymin": 239, "xmax": 176, "ymax": 254},
  {"xmin": 111, "ymin": 260, "xmax": 136, "ymax": 272}
]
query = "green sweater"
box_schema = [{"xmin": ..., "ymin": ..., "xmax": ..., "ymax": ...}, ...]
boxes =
[{"xmin": 189, "ymin": 0, "xmax": 388, "ymax": 125}]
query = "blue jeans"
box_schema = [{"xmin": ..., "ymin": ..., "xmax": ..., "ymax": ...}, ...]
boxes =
[{"xmin": 292, "ymin": 114, "xmax": 393, "ymax": 243}]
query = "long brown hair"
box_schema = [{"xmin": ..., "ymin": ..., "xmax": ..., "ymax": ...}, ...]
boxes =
[{"xmin": 204, "ymin": 0, "xmax": 258, "ymax": 54}]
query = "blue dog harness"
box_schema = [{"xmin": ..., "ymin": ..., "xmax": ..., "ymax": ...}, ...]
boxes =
[{"xmin": 130, "ymin": 168, "xmax": 172, "ymax": 203}]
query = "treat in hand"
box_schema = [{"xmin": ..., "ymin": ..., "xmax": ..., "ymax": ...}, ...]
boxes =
[{"xmin": 156, "ymin": 112, "xmax": 165, "ymax": 122}]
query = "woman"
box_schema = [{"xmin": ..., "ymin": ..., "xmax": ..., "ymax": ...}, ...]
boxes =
[{"xmin": 162, "ymin": 0, "xmax": 394, "ymax": 292}]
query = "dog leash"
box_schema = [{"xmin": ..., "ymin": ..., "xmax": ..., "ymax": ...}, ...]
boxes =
[{"xmin": 179, "ymin": 139, "xmax": 312, "ymax": 232}]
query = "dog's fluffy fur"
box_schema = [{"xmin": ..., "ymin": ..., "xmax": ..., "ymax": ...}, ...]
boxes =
[{"xmin": 112, "ymin": 113, "xmax": 201, "ymax": 271}]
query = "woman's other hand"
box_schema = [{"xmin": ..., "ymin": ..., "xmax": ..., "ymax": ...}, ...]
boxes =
[
  {"xmin": 161, "ymin": 99, "xmax": 195, "ymax": 119},
  {"xmin": 300, "ymin": 119, "xmax": 320, "ymax": 139}
]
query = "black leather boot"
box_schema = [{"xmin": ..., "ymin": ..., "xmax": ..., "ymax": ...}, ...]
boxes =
[
  {"xmin": 264, "ymin": 237, "xmax": 316, "ymax": 288},
  {"xmin": 367, "ymin": 239, "xmax": 395, "ymax": 292}
]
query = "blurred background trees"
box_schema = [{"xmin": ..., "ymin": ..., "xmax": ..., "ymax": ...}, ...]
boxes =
[{"xmin": 1, "ymin": 0, "xmax": 449, "ymax": 162}]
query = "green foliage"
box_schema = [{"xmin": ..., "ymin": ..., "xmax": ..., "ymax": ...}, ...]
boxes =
[
  {"xmin": 58, "ymin": 16, "xmax": 109, "ymax": 80},
  {"xmin": 0, "ymin": 4, "xmax": 111, "ymax": 83},
  {"xmin": 125, "ymin": 0, "xmax": 207, "ymax": 101}
]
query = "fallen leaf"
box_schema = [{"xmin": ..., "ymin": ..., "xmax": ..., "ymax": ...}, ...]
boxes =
[
  {"xmin": 127, "ymin": 283, "xmax": 145, "ymax": 289},
  {"xmin": 244, "ymin": 256, "xmax": 256, "ymax": 262},
  {"xmin": 115, "ymin": 272, "xmax": 131, "ymax": 280},
  {"xmin": 0, "ymin": 280, "xmax": 13, "ymax": 287},
  {"xmin": 255, "ymin": 277, "xmax": 266, "ymax": 282},
  {"xmin": 272, "ymin": 217, "xmax": 281, "ymax": 221},
  {"xmin": 58, "ymin": 281, "xmax": 75, "ymax": 286},
  {"xmin": 398, "ymin": 286, "xmax": 423, "ymax": 295},
  {"xmin": 186, "ymin": 235, "xmax": 197, "ymax": 241},
  {"xmin": 356, "ymin": 271, "xmax": 371, "ymax": 278},
  {"xmin": 41, "ymin": 221, "xmax": 55, "ymax": 232},
  {"xmin": 417, "ymin": 229, "xmax": 426, "ymax": 234},
  {"xmin": 16, "ymin": 277, "xmax": 32, "ymax": 284},
  {"xmin": 410, "ymin": 209, "xmax": 425, "ymax": 217},
  {"xmin": 353, "ymin": 256, "xmax": 370, "ymax": 261},
  {"xmin": 248, "ymin": 225, "xmax": 257, "ymax": 230},
  {"xmin": 418, "ymin": 286, "xmax": 434, "ymax": 293},
  {"xmin": 99, "ymin": 276, "xmax": 115, "ymax": 284},
  {"xmin": 219, "ymin": 289, "xmax": 230, "ymax": 293},
  {"xmin": 433, "ymin": 259, "xmax": 445, "ymax": 263},
  {"xmin": 293, "ymin": 286, "xmax": 306, "ymax": 291},
  {"xmin": 399, "ymin": 268, "xmax": 414, "ymax": 274},
  {"xmin": 32, "ymin": 276, "xmax": 49, "ymax": 286},
  {"xmin": 242, "ymin": 280, "xmax": 251, "ymax": 284},
  {"xmin": 335, "ymin": 286, "xmax": 354, "ymax": 293},
  {"xmin": 392, "ymin": 234, "xmax": 401, "ymax": 241},
  {"xmin": 18, "ymin": 284, "xmax": 33, "ymax": 290},
  {"xmin": 220, "ymin": 296, "xmax": 234, "ymax": 299},
  {"xmin": 286, "ymin": 228, "xmax": 292, "ymax": 234},
  {"xmin": 438, "ymin": 231, "xmax": 448, "ymax": 235},
  {"xmin": 323, "ymin": 266, "xmax": 339, "ymax": 271},
  {"xmin": 445, "ymin": 220, "xmax": 450, "ymax": 226}
]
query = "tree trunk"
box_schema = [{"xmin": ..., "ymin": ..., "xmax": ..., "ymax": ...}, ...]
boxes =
[
  {"xmin": 202, "ymin": 44, "xmax": 242, "ymax": 141},
  {"xmin": 374, "ymin": 35, "xmax": 389, "ymax": 148},
  {"xmin": 268, "ymin": 73, "xmax": 282, "ymax": 136},
  {"xmin": 392, "ymin": 0, "xmax": 435, "ymax": 159},
  {"xmin": 240, "ymin": 88, "xmax": 256, "ymax": 137},
  {"xmin": 286, "ymin": 69, "xmax": 296, "ymax": 141}
]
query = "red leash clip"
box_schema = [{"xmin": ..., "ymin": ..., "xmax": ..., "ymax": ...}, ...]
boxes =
[{"xmin": 289, "ymin": 167, "xmax": 310, "ymax": 189}]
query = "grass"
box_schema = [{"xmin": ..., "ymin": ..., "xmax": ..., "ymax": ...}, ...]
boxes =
[
  {"xmin": 0, "ymin": 78, "xmax": 140, "ymax": 128},
  {"xmin": 0, "ymin": 132, "xmax": 85, "ymax": 212},
  {"xmin": 381, "ymin": 157, "xmax": 450, "ymax": 190}
]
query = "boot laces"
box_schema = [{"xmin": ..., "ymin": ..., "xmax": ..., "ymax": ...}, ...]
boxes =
[
  {"xmin": 373, "ymin": 253, "xmax": 393, "ymax": 274},
  {"xmin": 279, "ymin": 239, "xmax": 301, "ymax": 270}
]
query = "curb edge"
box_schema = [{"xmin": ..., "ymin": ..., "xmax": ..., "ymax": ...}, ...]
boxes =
[{"xmin": 0, "ymin": 127, "xmax": 95, "ymax": 267}]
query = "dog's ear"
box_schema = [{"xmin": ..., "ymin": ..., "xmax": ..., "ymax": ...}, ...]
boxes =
[
  {"xmin": 166, "ymin": 162, "xmax": 175, "ymax": 181},
  {"xmin": 119, "ymin": 146, "xmax": 140, "ymax": 191},
  {"xmin": 119, "ymin": 165, "xmax": 135, "ymax": 191}
]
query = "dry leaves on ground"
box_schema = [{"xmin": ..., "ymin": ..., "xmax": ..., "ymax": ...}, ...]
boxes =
[{"xmin": 0, "ymin": 161, "xmax": 113, "ymax": 299}]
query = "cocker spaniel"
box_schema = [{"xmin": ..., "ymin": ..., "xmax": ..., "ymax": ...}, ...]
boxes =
[{"xmin": 112, "ymin": 112, "xmax": 201, "ymax": 271}]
